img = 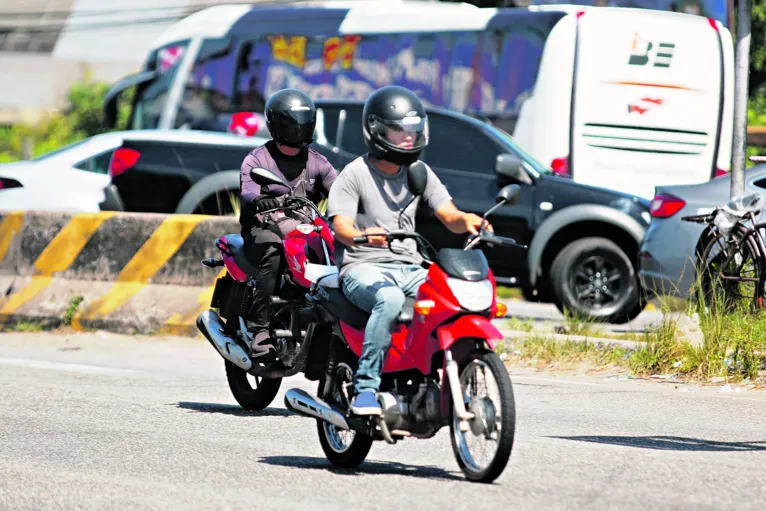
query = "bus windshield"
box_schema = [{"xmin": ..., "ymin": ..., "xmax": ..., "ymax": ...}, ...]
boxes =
[{"xmin": 130, "ymin": 41, "xmax": 189, "ymax": 129}]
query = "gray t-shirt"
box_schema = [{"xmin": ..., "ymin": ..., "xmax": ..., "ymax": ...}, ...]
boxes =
[{"xmin": 327, "ymin": 154, "xmax": 452, "ymax": 276}]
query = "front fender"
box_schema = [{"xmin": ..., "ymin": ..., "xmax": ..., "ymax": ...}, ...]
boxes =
[
  {"xmin": 527, "ymin": 204, "xmax": 647, "ymax": 286},
  {"xmin": 437, "ymin": 315, "xmax": 503, "ymax": 351}
]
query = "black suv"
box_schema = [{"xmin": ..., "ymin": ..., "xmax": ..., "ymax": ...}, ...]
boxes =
[{"xmin": 311, "ymin": 100, "xmax": 651, "ymax": 323}]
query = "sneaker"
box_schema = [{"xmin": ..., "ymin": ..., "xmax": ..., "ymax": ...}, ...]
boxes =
[{"xmin": 350, "ymin": 391, "xmax": 382, "ymax": 416}]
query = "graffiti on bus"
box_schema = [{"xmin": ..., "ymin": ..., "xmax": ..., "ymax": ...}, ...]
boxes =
[{"xmin": 176, "ymin": 31, "xmax": 543, "ymax": 131}]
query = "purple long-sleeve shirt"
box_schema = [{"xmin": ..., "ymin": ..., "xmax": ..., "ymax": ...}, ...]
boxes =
[{"xmin": 239, "ymin": 143, "xmax": 337, "ymax": 231}]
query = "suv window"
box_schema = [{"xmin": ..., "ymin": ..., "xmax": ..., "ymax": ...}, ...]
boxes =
[
  {"xmin": 74, "ymin": 149, "xmax": 115, "ymax": 175},
  {"xmin": 318, "ymin": 107, "xmax": 340, "ymax": 146},
  {"xmin": 421, "ymin": 113, "xmax": 500, "ymax": 175},
  {"xmin": 337, "ymin": 107, "xmax": 368, "ymax": 156}
]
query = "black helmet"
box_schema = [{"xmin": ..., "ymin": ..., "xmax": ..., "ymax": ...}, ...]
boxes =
[
  {"xmin": 362, "ymin": 85, "xmax": 429, "ymax": 165},
  {"xmin": 264, "ymin": 88, "xmax": 317, "ymax": 148}
]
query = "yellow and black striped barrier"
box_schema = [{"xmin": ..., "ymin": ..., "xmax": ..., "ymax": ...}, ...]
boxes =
[{"xmin": 0, "ymin": 210, "xmax": 241, "ymax": 336}]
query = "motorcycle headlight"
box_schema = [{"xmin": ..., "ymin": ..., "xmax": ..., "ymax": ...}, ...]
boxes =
[{"xmin": 446, "ymin": 278, "xmax": 494, "ymax": 312}]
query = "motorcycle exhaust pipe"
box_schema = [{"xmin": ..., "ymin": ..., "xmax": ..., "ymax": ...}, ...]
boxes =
[
  {"xmin": 197, "ymin": 309, "xmax": 252, "ymax": 371},
  {"xmin": 284, "ymin": 388, "xmax": 350, "ymax": 430}
]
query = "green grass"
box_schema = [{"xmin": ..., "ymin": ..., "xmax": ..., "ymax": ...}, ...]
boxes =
[
  {"xmin": 498, "ymin": 336, "xmax": 631, "ymax": 372},
  {"xmin": 62, "ymin": 296, "xmax": 84, "ymax": 327},
  {"xmin": 7, "ymin": 320, "xmax": 45, "ymax": 332},
  {"xmin": 506, "ymin": 317, "xmax": 534, "ymax": 333},
  {"xmin": 498, "ymin": 280, "xmax": 766, "ymax": 383},
  {"xmin": 496, "ymin": 286, "xmax": 523, "ymax": 300}
]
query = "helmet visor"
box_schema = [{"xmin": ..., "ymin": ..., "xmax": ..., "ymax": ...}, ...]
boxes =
[
  {"xmin": 288, "ymin": 104, "xmax": 315, "ymax": 125},
  {"xmin": 369, "ymin": 114, "xmax": 429, "ymax": 152}
]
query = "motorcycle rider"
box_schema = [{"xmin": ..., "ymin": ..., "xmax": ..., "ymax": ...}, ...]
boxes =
[
  {"xmin": 239, "ymin": 88, "xmax": 337, "ymax": 358},
  {"xmin": 326, "ymin": 85, "xmax": 493, "ymax": 416}
]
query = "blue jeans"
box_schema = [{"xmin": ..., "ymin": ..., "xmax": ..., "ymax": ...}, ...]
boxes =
[{"xmin": 341, "ymin": 262, "xmax": 428, "ymax": 394}]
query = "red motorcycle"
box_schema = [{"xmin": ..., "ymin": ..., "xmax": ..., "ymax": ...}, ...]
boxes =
[
  {"xmin": 197, "ymin": 167, "xmax": 338, "ymax": 410},
  {"xmin": 199, "ymin": 165, "xmax": 525, "ymax": 483},
  {"xmin": 283, "ymin": 164, "xmax": 525, "ymax": 484}
]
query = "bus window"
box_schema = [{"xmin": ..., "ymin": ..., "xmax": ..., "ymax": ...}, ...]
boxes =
[
  {"xmin": 131, "ymin": 41, "xmax": 189, "ymax": 130},
  {"xmin": 350, "ymin": 34, "xmax": 380, "ymax": 92},
  {"xmin": 493, "ymin": 25, "xmax": 546, "ymax": 129},
  {"xmin": 174, "ymin": 38, "xmax": 238, "ymax": 130},
  {"xmin": 234, "ymin": 39, "xmax": 271, "ymax": 113},
  {"xmin": 448, "ymin": 32, "xmax": 479, "ymax": 112}
]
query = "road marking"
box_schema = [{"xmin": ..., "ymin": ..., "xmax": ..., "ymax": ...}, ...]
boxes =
[
  {"xmin": 72, "ymin": 215, "xmax": 204, "ymax": 331},
  {"xmin": 0, "ymin": 357, "xmax": 140, "ymax": 375},
  {"xmin": 0, "ymin": 213, "xmax": 114, "ymax": 323}
]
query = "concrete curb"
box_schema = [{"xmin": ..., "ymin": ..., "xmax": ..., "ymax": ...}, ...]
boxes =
[{"xmin": 0, "ymin": 210, "xmax": 239, "ymax": 335}]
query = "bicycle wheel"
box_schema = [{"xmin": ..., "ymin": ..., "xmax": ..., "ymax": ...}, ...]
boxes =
[{"xmin": 694, "ymin": 225, "xmax": 765, "ymax": 312}]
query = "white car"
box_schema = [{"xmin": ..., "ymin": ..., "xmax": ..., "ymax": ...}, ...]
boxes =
[{"xmin": 0, "ymin": 130, "xmax": 270, "ymax": 214}]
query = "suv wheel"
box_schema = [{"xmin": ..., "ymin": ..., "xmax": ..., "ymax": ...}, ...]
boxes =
[{"xmin": 549, "ymin": 237, "xmax": 642, "ymax": 324}]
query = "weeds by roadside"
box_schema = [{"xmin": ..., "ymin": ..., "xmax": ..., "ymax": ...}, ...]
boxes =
[
  {"xmin": 62, "ymin": 296, "xmax": 84, "ymax": 327},
  {"xmin": 7, "ymin": 320, "xmax": 45, "ymax": 333},
  {"xmin": 499, "ymin": 283, "xmax": 766, "ymax": 384},
  {"xmin": 496, "ymin": 286, "xmax": 523, "ymax": 300}
]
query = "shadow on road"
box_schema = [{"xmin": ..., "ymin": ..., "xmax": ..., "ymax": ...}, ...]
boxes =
[
  {"xmin": 259, "ymin": 455, "xmax": 463, "ymax": 481},
  {"xmin": 550, "ymin": 435, "xmax": 766, "ymax": 452},
  {"xmin": 173, "ymin": 401, "xmax": 296, "ymax": 418}
]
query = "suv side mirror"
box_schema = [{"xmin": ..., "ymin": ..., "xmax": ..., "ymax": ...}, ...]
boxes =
[{"xmin": 496, "ymin": 153, "xmax": 532, "ymax": 185}]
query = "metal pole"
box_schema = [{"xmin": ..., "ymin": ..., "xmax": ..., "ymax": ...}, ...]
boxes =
[{"xmin": 731, "ymin": 0, "xmax": 752, "ymax": 198}]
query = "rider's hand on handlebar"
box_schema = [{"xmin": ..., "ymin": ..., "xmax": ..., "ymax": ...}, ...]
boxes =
[
  {"xmin": 254, "ymin": 195, "xmax": 279, "ymax": 213},
  {"xmin": 364, "ymin": 227, "xmax": 388, "ymax": 247},
  {"xmin": 463, "ymin": 213, "xmax": 492, "ymax": 235}
]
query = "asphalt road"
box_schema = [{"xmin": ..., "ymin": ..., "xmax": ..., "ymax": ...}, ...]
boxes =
[{"xmin": 0, "ymin": 331, "xmax": 764, "ymax": 510}]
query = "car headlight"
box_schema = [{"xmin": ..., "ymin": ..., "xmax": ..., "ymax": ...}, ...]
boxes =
[{"xmin": 446, "ymin": 278, "xmax": 494, "ymax": 312}]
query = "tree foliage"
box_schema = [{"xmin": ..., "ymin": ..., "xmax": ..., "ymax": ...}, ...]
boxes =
[{"xmin": 0, "ymin": 69, "xmax": 132, "ymax": 163}]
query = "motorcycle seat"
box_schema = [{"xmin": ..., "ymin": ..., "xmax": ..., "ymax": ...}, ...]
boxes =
[
  {"xmin": 220, "ymin": 234, "xmax": 260, "ymax": 277},
  {"xmin": 319, "ymin": 286, "xmax": 415, "ymax": 330}
]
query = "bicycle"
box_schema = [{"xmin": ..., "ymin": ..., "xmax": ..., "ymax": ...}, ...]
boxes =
[{"xmin": 681, "ymin": 192, "xmax": 766, "ymax": 312}]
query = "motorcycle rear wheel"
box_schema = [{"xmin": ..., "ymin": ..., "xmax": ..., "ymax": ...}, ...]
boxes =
[
  {"xmin": 316, "ymin": 362, "xmax": 373, "ymax": 468},
  {"xmin": 449, "ymin": 348, "xmax": 516, "ymax": 483},
  {"xmin": 225, "ymin": 361, "xmax": 282, "ymax": 411}
]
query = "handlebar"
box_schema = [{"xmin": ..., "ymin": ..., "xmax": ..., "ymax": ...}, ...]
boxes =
[
  {"xmin": 681, "ymin": 212, "xmax": 718, "ymax": 224},
  {"xmin": 353, "ymin": 230, "xmax": 528, "ymax": 252},
  {"xmin": 258, "ymin": 195, "xmax": 327, "ymax": 220},
  {"xmin": 477, "ymin": 233, "xmax": 528, "ymax": 250}
]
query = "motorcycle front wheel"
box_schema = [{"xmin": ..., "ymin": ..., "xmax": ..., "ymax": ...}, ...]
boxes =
[{"xmin": 449, "ymin": 348, "xmax": 516, "ymax": 483}]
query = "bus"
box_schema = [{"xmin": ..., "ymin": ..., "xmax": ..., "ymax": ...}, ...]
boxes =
[{"xmin": 102, "ymin": 1, "xmax": 734, "ymax": 200}]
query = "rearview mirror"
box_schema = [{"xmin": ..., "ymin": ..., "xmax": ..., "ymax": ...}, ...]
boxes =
[
  {"xmin": 496, "ymin": 184, "xmax": 521, "ymax": 206},
  {"xmin": 407, "ymin": 161, "xmax": 428, "ymax": 197},
  {"xmin": 249, "ymin": 167, "xmax": 291, "ymax": 189},
  {"xmin": 496, "ymin": 153, "xmax": 532, "ymax": 185}
]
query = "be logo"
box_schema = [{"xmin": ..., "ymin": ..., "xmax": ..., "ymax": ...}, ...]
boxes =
[{"xmin": 628, "ymin": 33, "xmax": 675, "ymax": 68}]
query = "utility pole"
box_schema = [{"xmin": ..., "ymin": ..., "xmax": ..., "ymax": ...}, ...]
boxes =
[{"xmin": 731, "ymin": 0, "xmax": 752, "ymax": 198}]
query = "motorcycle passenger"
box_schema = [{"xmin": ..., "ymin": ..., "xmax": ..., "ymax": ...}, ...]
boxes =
[
  {"xmin": 239, "ymin": 88, "xmax": 337, "ymax": 358},
  {"xmin": 326, "ymin": 85, "xmax": 493, "ymax": 416}
]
